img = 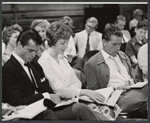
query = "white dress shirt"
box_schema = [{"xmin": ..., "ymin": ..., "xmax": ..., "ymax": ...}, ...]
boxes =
[
  {"xmin": 74, "ymin": 30, "xmax": 103, "ymax": 58},
  {"xmin": 38, "ymin": 50, "xmax": 81, "ymax": 98},
  {"xmin": 12, "ymin": 52, "xmax": 50, "ymax": 99},
  {"xmin": 101, "ymin": 49, "xmax": 134, "ymax": 88}
]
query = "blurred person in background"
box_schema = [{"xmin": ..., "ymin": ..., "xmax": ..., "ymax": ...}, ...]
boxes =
[
  {"xmin": 115, "ymin": 15, "xmax": 131, "ymax": 53},
  {"xmin": 2, "ymin": 19, "xmax": 13, "ymax": 57},
  {"xmin": 30, "ymin": 19, "xmax": 50, "ymax": 61},
  {"xmin": 2, "ymin": 24, "xmax": 22, "ymax": 65},
  {"xmin": 59, "ymin": 16, "xmax": 86, "ymax": 87},
  {"xmin": 74, "ymin": 17, "xmax": 103, "ymax": 58},
  {"xmin": 126, "ymin": 20, "xmax": 147, "ymax": 67},
  {"xmin": 129, "ymin": 9, "xmax": 143, "ymax": 38},
  {"xmin": 59, "ymin": 16, "xmax": 76, "ymax": 63}
]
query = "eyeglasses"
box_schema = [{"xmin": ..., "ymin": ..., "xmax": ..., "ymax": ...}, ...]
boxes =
[{"xmin": 86, "ymin": 24, "xmax": 95, "ymax": 30}]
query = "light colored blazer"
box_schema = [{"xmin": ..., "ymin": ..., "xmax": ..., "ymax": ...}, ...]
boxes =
[
  {"xmin": 74, "ymin": 30, "xmax": 103, "ymax": 58},
  {"xmin": 38, "ymin": 50, "xmax": 81, "ymax": 98}
]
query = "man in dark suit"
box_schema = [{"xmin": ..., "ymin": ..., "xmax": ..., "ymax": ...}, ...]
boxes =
[{"xmin": 2, "ymin": 29, "xmax": 108, "ymax": 120}]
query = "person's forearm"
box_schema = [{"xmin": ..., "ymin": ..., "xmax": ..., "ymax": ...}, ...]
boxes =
[
  {"xmin": 79, "ymin": 89, "xmax": 92, "ymax": 96},
  {"xmin": 130, "ymin": 55, "xmax": 138, "ymax": 64}
]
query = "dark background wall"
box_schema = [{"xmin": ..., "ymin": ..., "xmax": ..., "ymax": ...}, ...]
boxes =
[{"xmin": 2, "ymin": 3, "xmax": 147, "ymax": 34}]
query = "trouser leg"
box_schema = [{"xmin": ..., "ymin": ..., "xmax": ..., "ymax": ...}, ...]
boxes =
[
  {"xmin": 54, "ymin": 103, "xmax": 108, "ymax": 120},
  {"xmin": 72, "ymin": 103, "xmax": 108, "ymax": 120},
  {"xmin": 32, "ymin": 109, "xmax": 58, "ymax": 120},
  {"xmin": 118, "ymin": 85, "xmax": 148, "ymax": 113}
]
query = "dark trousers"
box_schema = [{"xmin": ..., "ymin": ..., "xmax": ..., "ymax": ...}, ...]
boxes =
[
  {"xmin": 32, "ymin": 109, "xmax": 58, "ymax": 120},
  {"xmin": 20, "ymin": 109, "xmax": 58, "ymax": 120},
  {"xmin": 53, "ymin": 103, "xmax": 108, "ymax": 120},
  {"xmin": 118, "ymin": 85, "xmax": 148, "ymax": 114}
]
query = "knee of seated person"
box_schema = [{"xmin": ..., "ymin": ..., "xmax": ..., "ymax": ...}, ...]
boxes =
[
  {"xmin": 72, "ymin": 103, "xmax": 89, "ymax": 113},
  {"xmin": 42, "ymin": 109, "xmax": 58, "ymax": 120}
]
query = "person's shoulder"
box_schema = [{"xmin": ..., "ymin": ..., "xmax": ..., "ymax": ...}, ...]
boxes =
[
  {"xmin": 122, "ymin": 30, "xmax": 130, "ymax": 34},
  {"xmin": 75, "ymin": 30, "xmax": 86, "ymax": 36},
  {"xmin": 94, "ymin": 31, "xmax": 102, "ymax": 35},
  {"xmin": 118, "ymin": 51, "xmax": 129, "ymax": 58},
  {"xmin": 139, "ymin": 43, "xmax": 148, "ymax": 52},
  {"xmin": 129, "ymin": 18, "xmax": 136, "ymax": 24},
  {"xmin": 86, "ymin": 51, "xmax": 99, "ymax": 64},
  {"xmin": 2, "ymin": 57, "xmax": 17, "ymax": 72},
  {"xmin": 128, "ymin": 36, "xmax": 136, "ymax": 44}
]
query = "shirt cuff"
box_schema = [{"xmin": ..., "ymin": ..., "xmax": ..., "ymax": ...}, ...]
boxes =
[{"xmin": 42, "ymin": 92, "xmax": 50, "ymax": 100}]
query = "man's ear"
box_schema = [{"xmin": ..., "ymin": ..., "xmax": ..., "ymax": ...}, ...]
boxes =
[
  {"xmin": 135, "ymin": 28, "xmax": 137, "ymax": 33},
  {"xmin": 102, "ymin": 39, "xmax": 107, "ymax": 47},
  {"xmin": 17, "ymin": 41, "xmax": 22, "ymax": 49}
]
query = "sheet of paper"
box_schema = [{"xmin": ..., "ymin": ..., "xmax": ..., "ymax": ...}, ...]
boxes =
[{"xmin": 129, "ymin": 81, "xmax": 148, "ymax": 88}]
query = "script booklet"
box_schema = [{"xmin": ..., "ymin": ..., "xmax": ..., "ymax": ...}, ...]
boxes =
[
  {"xmin": 129, "ymin": 81, "xmax": 148, "ymax": 88},
  {"xmin": 55, "ymin": 97, "xmax": 78, "ymax": 108},
  {"xmin": 79, "ymin": 87, "xmax": 123, "ymax": 107},
  {"xmin": 2, "ymin": 99, "xmax": 47, "ymax": 121}
]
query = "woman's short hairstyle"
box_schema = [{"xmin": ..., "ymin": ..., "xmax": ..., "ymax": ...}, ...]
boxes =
[
  {"xmin": 59, "ymin": 16, "xmax": 73, "ymax": 28},
  {"xmin": 2, "ymin": 24, "xmax": 22, "ymax": 45},
  {"xmin": 30, "ymin": 19, "xmax": 50, "ymax": 30},
  {"xmin": 46, "ymin": 21, "xmax": 73, "ymax": 47},
  {"xmin": 136, "ymin": 20, "xmax": 147, "ymax": 30},
  {"xmin": 16, "ymin": 29, "xmax": 43, "ymax": 47},
  {"xmin": 102, "ymin": 25, "xmax": 123, "ymax": 41}
]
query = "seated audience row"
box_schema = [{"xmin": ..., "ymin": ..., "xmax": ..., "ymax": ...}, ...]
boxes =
[{"xmin": 2, "ymin": 15, "xmax": 148, "ymax": 120}]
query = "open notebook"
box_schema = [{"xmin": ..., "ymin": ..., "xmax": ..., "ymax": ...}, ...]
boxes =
[
  {"xmin": 129, "ymin": 81, "xmax": 148, "ymax": 88},
  {"xmin": 79, "ymin": 87, "xmax": 123, "ymax": 107},
  {"xmin": 2, "ymin": 99, "xmax": 47, "ymax": 121}
]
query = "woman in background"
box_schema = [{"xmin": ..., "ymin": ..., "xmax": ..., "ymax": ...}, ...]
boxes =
[
  {"xmin": 2, "ymin": 24, "xmax": 22, "ymax": 65},
  {"xmin": 30, "ymin": 19, "xmax": 50, "ymax": 60}
]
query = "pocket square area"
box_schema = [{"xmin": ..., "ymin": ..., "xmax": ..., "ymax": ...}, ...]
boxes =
[{"xmin": 41, "ymin": 78, "xmax": 46, "ymax": 82}]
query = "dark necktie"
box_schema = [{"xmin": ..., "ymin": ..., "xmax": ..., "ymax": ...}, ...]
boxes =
[
  {"xmin": 24, "ymin": 62, "xmax": 38, "ymax": 90},
  {"xmin": 85, "ymin": 34, "xmax": 90, "ymax": 54}
]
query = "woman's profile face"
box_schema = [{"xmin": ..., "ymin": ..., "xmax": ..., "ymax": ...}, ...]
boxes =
[
  {"xmin": 9, "ymin": 31, "xmax": 20, "ymax": 48},
  {"xmin": 53, "ymin": 39, "xmax": 69, "ymax": 55},
  {"xmin": 34, "ymin": 25, "xmax": 46, "ymax": 41}
]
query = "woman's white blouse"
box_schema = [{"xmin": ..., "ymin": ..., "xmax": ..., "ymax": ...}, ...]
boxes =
[{"xmin": 38, "ymin": 50, "xmax": 81, "ymax": 98}]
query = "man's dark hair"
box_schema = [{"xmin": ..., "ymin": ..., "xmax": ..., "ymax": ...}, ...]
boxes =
[
  {"xmin": 136, "ymin": 20, "xmax": 147, "ymax": 30},
  {"xmin": 102, "ymin": 25, "xmax": 123, "ymax": 41},
  {"xmin": 17, "ymin": 29, "xmax": 43, "ymax": 47}
]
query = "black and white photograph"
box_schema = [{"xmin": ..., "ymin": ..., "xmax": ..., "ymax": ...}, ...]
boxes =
[{"xmin": 1, "ymin": 2, "xmax": 148, "ymax": 121}]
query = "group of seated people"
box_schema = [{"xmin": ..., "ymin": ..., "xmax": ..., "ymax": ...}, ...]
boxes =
[{"xmin": 2, "ymin": 11, "xmax": 148, "ymax": 121}]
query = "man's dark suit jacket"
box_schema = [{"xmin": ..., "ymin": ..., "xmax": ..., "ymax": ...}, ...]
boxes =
[{"xmin": 2, "ymin": 55, "xmax": 54, "ymax": 106}]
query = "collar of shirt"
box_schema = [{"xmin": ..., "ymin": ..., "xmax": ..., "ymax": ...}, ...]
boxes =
[
  {"xmin": 101, "ymin": 49, "xmax": 111, "ymax": 61},
  {"xmin": 42, "ymin": 50, "xmax": 64, "ymax": 61},
  {"xmin": 12, "ymin": 51, "xmax": 26, "ymax": 66},
  {"xmin": 85, "ymin": 30, "xmax": 96, "ymax": 36},
  {"xmin": 135, "ymin": 36, "xmax": 143, "ymax": 44}
]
